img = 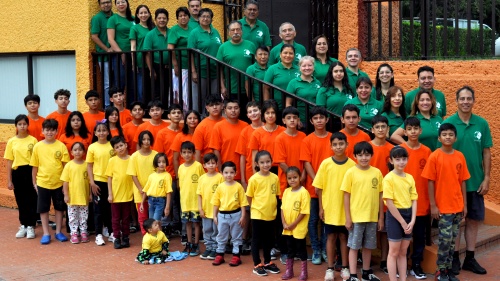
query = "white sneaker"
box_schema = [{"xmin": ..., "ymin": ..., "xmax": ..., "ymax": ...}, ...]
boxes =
[
  {"xmin": 26, "ymin": 226, "xmax": 35, "ymax": 239},
  {"xmin": 102, "ymin": 227, "xmax": 110, "ymax": 237},
  {"xmin": 15, "ymin": 225, "xmax": 27, "ymax": 238},
  {"xmin": 325, "ymin": 268, "xmax": 334, "ymax": 281},
  {"xmin": 95, "ymin": 234, "xmax": 105, "ymax": 246},
  {"xmin": 108, "ymin": 234, "xmax": 115, "ymax": 242}
]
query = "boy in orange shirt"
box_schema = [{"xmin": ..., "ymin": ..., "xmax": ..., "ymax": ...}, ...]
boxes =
[
  {"xmin": 133, "ymin": 100, "xmax": 168, "ymax": 150},
  {"xmin": 193, "ymin": 96, "xmax": 224, "ymax": 162},
  {"xmin": 422, "ymin": 123, "xmax": 470, "ymax": 281},
  {"xmin": 122, "ymin": 101, "xmax": 145, "ymax": 156},
  {"xmin": 339, "ymin": 104, "xmax": 371, "ymax": 160},
  {"xmin": 83, "ymin": 90, "xmax": 105, "ymax": 134},
  {"xmin": 24, "ymin": 94, "xmax": 45, "ymax": 141},
  {"xmin": 109, "ymin": 87, "xmax": 132, "ymax": 126},
  {"xmin": 46, "ymin": 89, "xmax": 71, "ymax": 139}
]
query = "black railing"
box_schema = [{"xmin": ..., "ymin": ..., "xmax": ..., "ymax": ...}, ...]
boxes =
[{"xmin": 364, "ymin": 0, "xmax": 499, "ymax": 60}]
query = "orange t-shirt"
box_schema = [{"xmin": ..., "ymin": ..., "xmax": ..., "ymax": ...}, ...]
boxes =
[
  {"xmin": 340, "ymin": 129, "xmax": 371, "ymax": 161},
  {"xmin": 235, "ymin": 125, "xmax": 260, "ymax": 182},
  {"xmin": 46, "ymin": 111, "xmax": 72, "ymax": 139},
  {"xmin": 28, "ymin": 115, "xmax": 45, "ymax": 141},
  {"xmin": 400, "ymin": 142, "xmax": 432, "ymax": 216},
  {"xmin": 58, "ymin": 134, "xmax": 92, "ymax": 158},
  {"xmin": 248, "ymin": 126, "xmax": 286, "ymax": 164},
  {"xmin": 421, "ymin": 148, "xmax": 470, "ymax": 214},
  {"xmin": 273, "ymin": 131, "xmax": 306, "ymax": 197},
  {"xmin": 171, "ymin": 133, "xmax": 193, "ymax": 167},
  {"xmin": 192, "ymin": 117, "xmax": 224, "ymax": 158},
  {"xmin": 154, "ymin": 127, "xmax": 181, "ymax": 178},
  {"xmin": 83, "ymin": 111, "xmax": 105, "ymax": 134},
  {"xmin": 110, "ymin": 128, "xmax": 121, "ymax": 137},
  {"xmin": 300, "ymin": 132, "xmax": 333, "ymax": 198},
  {"xmin": 370, "ymin": 141, "xmax": 394, "ymax": 176},
  {"xmin": 133, "ymin": 120, "xmax": 169, "ymax": 147},
  {"xmin": 122, "ymin": 121, "xmax": 143, "ymax": 156},
  {"xmin": 119, "ymin": 109, "xmax": 132, "ymax": 126},
  {"xmin": 209, "ymin": 119, "xmax": 248, "ymax": 180}
]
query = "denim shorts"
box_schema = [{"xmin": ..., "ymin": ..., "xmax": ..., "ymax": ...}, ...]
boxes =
[{"xmin": 386, "ymin": 208, "xmax": 413, "ymax": 242}]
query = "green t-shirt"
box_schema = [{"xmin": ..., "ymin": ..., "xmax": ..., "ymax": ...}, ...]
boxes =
[
  {"xmin": 313, "ymin": 57, "xmax": 338, "ymax": 84},
  {"xmin": 187, "ymin": 26, "xmax": 222, "ymax": 79},
  {"xmin": 400, "ymin": 112, "xmax": 442, "ymax": 151},
  {"xmin": 239, "ymin": 17, "xmax": 272, "ymax": 48},
  {"xmin": 286, "ymin": 77, "xmax": 322, "ymax": 122},
  {"xmin": 129, "ymin": 24, "xmax": 150, "ymax": 68},
  {"xmin": 344, "ymin": 96, "xmax": 383, "ymax": 129},
  {"xmin": 405, "ymin": 87, "xmax": 447, "ymax": 118},
  {"xmin": 107, "ymin": 14, "xmax": 135, "ymax": 52},
  {"xmin": 346, "ymin": 67, "xmax": 370, "ymax": 94},
  {"xmin": 269, "ymin": 41, "xmax": 308, "ymax": 66},
  {"xmin": 442, "ymin": 113, "xmax": 493, "ymax": 192},
  {"xmin": 246, "ymin": 63, "xmax": 268, "ymax": 102},
  {"xmin": 216, "ymin": 40, "xmax": 256, "ymax": 94},
  {"xmin": 264, "ymin": 62, "xmax": 300, "ymax": 108},
  {"xmin": 316, "ymin": 86, "xmax": 354, "ymax": 117},
  {"xmin": 143, "ymin": 27, "xmax": 170, "ymax": 65},
  {"xmin": 381, "ymin": 110, "xmax": 404, "ymax": 136},
  {"xmin": 167, "ymin": 24, "xmax": 195, "ymax": 69},
  {"xmin": 91, "ymin": 11, "xmax": 113, "ymax": 53},
  {"xmin": 188, "ymin": 17, "xmax": 199, "ymax": 30}
]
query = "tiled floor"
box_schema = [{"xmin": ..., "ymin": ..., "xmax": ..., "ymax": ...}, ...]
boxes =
[{"xmin": 0, "ymin": 207, "xmax": 497, "ymax": 280}]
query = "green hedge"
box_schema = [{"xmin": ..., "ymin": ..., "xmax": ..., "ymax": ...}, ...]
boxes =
[{"xmin": 402, "ymin": 21, "xmax": 494, "ymax": 59}]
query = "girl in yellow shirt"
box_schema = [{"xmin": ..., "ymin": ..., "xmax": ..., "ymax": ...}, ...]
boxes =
[{"xmin": 141, "ymin": 153, "xmax": 173, "ymax": 221}]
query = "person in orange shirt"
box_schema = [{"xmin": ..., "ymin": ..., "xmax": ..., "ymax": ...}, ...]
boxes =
[
  {"xmin": 133, "ymin": 100, "xmax": 168, "ymax": 151},
  {"xmin": 58, "ymin": 111, "xmax": 92, "ymax": 155},
  {"xmin": 339, "ymin": 104, "xmax": 371, "ymax": 160},
  {"xmin": 122, "ymin": 101, "xmax": 146, "ymax": 156},
  {"xmin": 105, "ymin": 106, "xmax": 124, "ymax": 138},
  {"xmin": 83, "ymin": 90, "xmax": 105, "ymax": 134},
  {"xmin": 422, "ymin": 123, "xmax": 470, "ymax": 280},
  {"xmin": 109, "ymin": 86, "xmax": 132, "ymax": 126},
  {"xmin": 46, "ymin": 89, "xmax": 72, "ymax": 139},
  {"xmin": 24, "ymin": 94, "xmax": 45, "ymax": 141},
  {"xmin": 193, "ymin": 96, "xmax": 224, "ymax": 162}
]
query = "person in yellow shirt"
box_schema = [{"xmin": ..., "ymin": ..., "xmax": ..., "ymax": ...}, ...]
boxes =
[
  {"xmin": 61, "ymin": 142, "xmax": 90, "ymax": 244},
  {"xmin": 178, "ymin": 141, "xmax": 205, "ymax": 256},
  {"xmin": 280, "ymin": 166, "xmax": 310, "ymax": 280},
  {"xmin": 383, "ymin": 146, "xmax": 418, "ymax": 281},
  {"xmin": 211, "ymin": 161, "xmax": 249, "ymax": 267},
  {"xmin": 197, "ymin": 153, "xmax": 224, "ymax": 260},
  {"xmin": 141, "ymin": 153, "xmax": 173, "ymax": 222},
  {"xmin": 30, "ymin": 119, "xmax": 70, "ymax": 245},
  {"xmin": 136, "ymin": 219, "xmax": 170, "ymax": 264},
  {"xmin": 246, "ymin": 150, "xmax": 281, "ymax": 276},
  {"xmin": 341, "ymin": 141, "xmax": 384, "ymax": 281},
  {"xmin": 4, "ymin": 115, "xmax": 38, "ymax": 239},
  {"xmin": 106, "ymin": 136, "xmax": 134, "ymax": 249}
]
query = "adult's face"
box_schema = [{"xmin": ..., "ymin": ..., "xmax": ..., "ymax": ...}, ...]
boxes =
[
  {"xmin": 199, "ymin": 12, "xmax": 212, "ymax": 27},
  {"xmin": 177, "ymin": 11, "xmax": 189, "ymax": 26},
  {"xmin": 378, "ymin": 66, "xmax": 393, "ymax": 84},
  {"xmin": 346, "ymin": 50, "xmax": 361, "ymax": 68},
  {"xmin": 99, "ymin": 0, "xmax": 112, "ymax": 13},
  {"xmin": 279, "ymin": 24, "xmax": 296, "ymax": 42},
  {"xmin": 356, "ymin": 82, "xmax": 372, "ymax": 102},
  {"xmin": 418, "ymin": 71, "xmax": 435, "ymax": 90},
  {"xmin": 188, "ymin": 1, "xmax": 201, "ymax": 17},
  {"xmin": 300, "ymin": 59, "xmax": 314, "ymax": 77},
  {"xmin": 244, "ymin": 4, "xmax": 259, "ymax": 20},
  {"xmin": 456, "ymin": 89, "xmax": 474, "ymax": 114},
  {"xmin": 315, "ymin": 37, "xmax": 328, "ymax": 55},
  {"xmin": 332, "ymin": 65, "xmax": 344, "ymax": 82},
  {"xmin": 115, "ymin": 0, "xmax": 128, "ymax": 13},
  {"xmin": 280, "ymin": 47, "xmax": 295, "ymax": 65},
  {"xmin": 156, "ymin": 13, "xmax": 168, "ymax": 28},
  {"xmin": 229, "ymin": 23, "xmax": 242, "ymax": 43},
  {"xmin": 255, "ymin": 49, "xmax": 269, "ymax": 66},
  {"xmin": 417, "ymin": 93, "xmax": 432, "ymax": 113}
]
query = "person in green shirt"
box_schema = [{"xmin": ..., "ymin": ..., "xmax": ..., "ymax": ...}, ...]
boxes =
[
  {"xmin": 443, "ymin": 86, "xmax": 491, "ymax": 275},
  {"xmin": 246, "ymin": 46, "xmax": 269, "ymax": 102},
  {"xmin": 168, "ymin": 6, "xmax": 196, "ymax": 112},
  {"xmin": 374, "ymin": 63, "xmax": 394, "ymax": 102},
  {"xmin": 345, "ymin": 48, "xmax": 370, "ymax": 93},
  {"xmin": 107, "ymin": 0, "xmax": 135, "ymax": 104},
  {"xmin": 269, "ymin": 22, "xmax": 307, "ymax": 65},
  {"xmin": 263, "ymin": 44, "xmax": 300, "ymax": 110},
  {"xmin": 91, "ymin": 0, "xmax": 113, "ymax": 107},
  {"xmin": 380, "ymin": 85, "xmax": 406, "ymax": 136},
  {"xmin": 239, "ymin": 0, "xmax": 272, "ymax": 49},
  {"xmin": 187, "ymin": 0, "xmax": 201, "ymax": 29},
  {"xmin": 404, "ymin": 65, "xmax": 447, "ymax": 118},
  {"xmin": 130, "ymin": 5, "xmax": 154, "ymax": 103},
  {"xmin": 343, "ymin": 77, "xmax": 383, "ymax": 129},
  {"xmin": 310, "ymin": 35, "xmax": 338, "ymax": 84},
  {"xmin": 285, "ymin": 56, "xmax": 321, "ymax": 124}
]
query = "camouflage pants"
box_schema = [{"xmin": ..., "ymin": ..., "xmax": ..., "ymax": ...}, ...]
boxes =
[{"xmin": 437, "ymin": 213, "xmax": 462, "ymax": 270}]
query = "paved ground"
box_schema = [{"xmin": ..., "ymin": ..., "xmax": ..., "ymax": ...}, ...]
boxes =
[{"xmin": 0, "ymin": 207, "xmax": 498, "ymax": 280}]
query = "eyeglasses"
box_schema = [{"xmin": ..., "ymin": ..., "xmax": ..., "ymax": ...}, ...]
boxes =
[{"xmin": 200, "ymin": 15, "xmax": 212, "ymax": 19}]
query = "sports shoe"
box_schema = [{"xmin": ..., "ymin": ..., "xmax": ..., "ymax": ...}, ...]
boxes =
[
  {"xmin": 114, "ymin": 238, "xmax": 122, "ymax": 249},
  {"xmin": 462, "ymin": 257, "xmax": 487, "ymax": 274},
  {"xmin": 349, "ymin": 277, "xmax": 360, "ymax": 281},
  {"xmin": 121, "ymin": 237, "xmax": 130, "ymax": 248},
  {"xmin": 341, "ymin": 268, "xmax": 351, "ymax": 280},
  {"xmin": 212, "ymin": 255, "xmax": 225, "ymax": 266},
  {"xmin": 108, "ymin": 235, "xmax": 115, "ymax": 242},
  {"xmin": 324, "ymin": 268, "xmax": 334, "ymax": 281},
  {"xmin": 208, "ymin": 250, "xmax": 217, "ymax": 260},
  {"xmin": 26, "ymin": 226, "xmax": 35, "ymax": 239},
  {"xmin": 253, "ymin": 264, "xmax": 268, "ymax": 276},
  {"xmin": 102, "ymin": 227, "xmax": 110, "ymax": 237},
  {"xmin": 81, "ymin": 232, "xmax": 89, "ymax": 243},
  {"xmin": 280, "ymin": 254, "xmax": 288, "ymax": 265},
  {"xmin": 229, "ymin": 255, "xmax": 242, "ymax": 267},
  {"xmin": 40, "ymin": 234, "xmax": 51, "ymax": 245},
  {"xmin": 311, "ymin": 251, "xmax": 322, "ymax": 265},
  {"xmin": 447, "ymin": 269, "xmax": 459, "ymax": 281},
  {"xmin": 242, "ymin": 241, "xmax": 251, "ymax": 255},
  {"xmin": 55, "ymin": 232, "xmax": 68, "ymax": 242},
  {"xmin": 16, "ymin": 225, "xmax": 27, "ymax": 238},
  {"xmin": 435, "ymin": 269, "xmax": 449, "ymax": 281},
  {"xmin": 270, "ymin": 248, "xmax": 278, "ymax": 260},
  {"xmin": 410, "ymin": 265, "xmax": 427, "ymax": 279},
  {"xmin": 199, "ymin": 234, "xmax": 205, "ymax": 243},
  {"xmin": 95, "ymin": 234, "xmax": 105, "ymax": 246},
  {"xmin": 322, "ymin": 250, "xmax": 328, "ymax": 263},
  {"xmin": 181, "ymin": 234, "xmax": 188, "ymax": 245},
  {"xmin": 190, "ymin": 243, "xmax": 200, "ymax": 256},
  {"xmin": 451, "ymin": 256, "xmax": 461, "ymax": 275},
  {"xmin": 264, "ymin": 262, "xmax": 280, "ymax": 274},
  {"xmin": 182, "ymin": 243, "xmax": 191, "ymax": 254},
  {"xmin": 70, "ymin": 234, "xmax": 80, "ymax": 244},
  {"xmin": 200, "ymin": 249, "xmax": 211, "ymax": 259},
  {"xmin": 362, "ymin": 270, "xmax": 381, "ymax": 281}
]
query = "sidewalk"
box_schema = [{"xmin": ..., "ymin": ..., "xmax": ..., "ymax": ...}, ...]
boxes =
[{"xmin": 0, "ymin": 207, "xmax": 497, "ymax": 280}]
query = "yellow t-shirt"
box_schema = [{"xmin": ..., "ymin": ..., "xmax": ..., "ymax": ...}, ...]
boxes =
[
  {"xmin": 60, "ymin": 160, "xmax": 89, "ymax": 206},
  {"xmin": 142, "ymin": 230, "xmax": 169, "ymax": 253},
  {"xmin": 105, "ymin": 156, "xmax": 134, "ymax": 203},
  {"xmin": 126, "ymin": 150, "xmax": 158, "ymax": 203},
  {"xmin": 196, "ymin": 173, "xmax": 224, "ymax": 219},
  {"xmin": 178, "ymin": 161, "xmax": 205, "ymax": 212},
  {"xmin": 143, "ymin": 172, "xmax": 173, "ymax": 198},
  {"xmin": 212, "ymin": 181, "xmax": 249, "ymax": 211},
  {"xmin": 281, "ymin": 186, "xmax": 311, "ymax": 239},
  {"xmin": 313, "ymin": 157, "xmax": 356, "ymax": 225},
  {"xmin": 4, "ymin": 135, "xmax": 38, "ymax": 170},
  {"xmin": 382, "ymin": 171, "xmax": 418, "ymax": 209},
  {"xmin": 340, "ymin": 166, "xmax": 383, "ymax": 223},
  {"xmin": 29, "ymin": 140, "xmax": 70, "ymax": 189},
  {"xmin": 86, "ymin": 142, "xmax": 115, "ymax": 182},
  {"xmin": 246, "ymin": 172, "xmax": 280, "ymax": 221}
]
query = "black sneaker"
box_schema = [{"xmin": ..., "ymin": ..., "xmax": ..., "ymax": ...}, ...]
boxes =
[
  {"xmin": 362, "ymin": 269, "xmax": 381, "ymax": 281},
  {"xmin": 451, "ymin": 256, "xmax": 461, "ymax": 275},
  {"xmin": 182, "ymin": 243, "xmax": 191, "ymax": 254},
  {"xmin": 462, "ymin": 257, "xmax": 487, "ymax": 274},
  {"xmin": 181, "ymin": 234, "xmax": 188, "ymax": 245},
  {"xmin": 435, "ymin": 269, "xmax": 449, "ymax": 281},
  {"xmin": 380, "ymin": 261, "xmax": 388, "ymax": 274},
  {"xmin": 114, "ymin": 238, "xmax": 122, "ymax": 249},
  {"xmin": 200, "ymin": 249, "xmax": 211, "ymax": 259},
  {"xmin": 447, "ymin": 269, "xmax": 459, "ymax": 281},
  {"xmin": 410, "ymin": 264, "xmax": 426, "ymax": 279},
  {"xmin": 121, "ymin": 237, "xmax": 130, "ymax": 248},
  {"xmin": 264, "ymin": 262, "xmax": 280, "ymax": 274},
  {"xmin": 253, "ymin": 264, "xmax": 268, "ymax": 276}
]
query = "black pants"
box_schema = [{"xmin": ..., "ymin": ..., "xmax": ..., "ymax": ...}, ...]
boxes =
[
  {"xmin": 286, "ymin": 235, "xmax": 307, "ymax": 261},
  {"xmin": 411, "ymin": 215, "xmax": 430, "ymax": 266},
  {"xmin": 12, "ymin": 165, "xmax": 38, "ymax": 227},
  {"xmin": 274, "ymin": 197, "xmax": 288, "ymax": 254},
  {"xmin": 251, "ymin": 219, "xmax": 275, "ymax": 265},
  {"xmin": 93, "ymin": 181, "xmax": 112, "ymax": 235}
]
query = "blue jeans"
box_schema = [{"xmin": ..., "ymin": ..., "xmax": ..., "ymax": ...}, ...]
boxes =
[
  {"xmin": 98, "ymin": 61, "xmax": 110, "ymax": 107},
  {"xmin": 112, "ymin": 54, "xmax": 135, "ymax": 104},
  {"xmin": 148, "ymin": 196, "xmax": 166, "ymax": 221},
  {"xmin": 308, "ymin": 198, "xmax": 326, "ymax": 252}
]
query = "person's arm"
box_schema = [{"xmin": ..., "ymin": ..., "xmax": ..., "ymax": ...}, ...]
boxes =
[
  {"xmin": 428, "ymin": 180, "xmax": 440, "ymax": 220},
  {"xmin": 478, "ymin": 147, "xmax": 491, "ymax": 195},
  {"xmin": 281, "ymin": 209, "xmax": 288, "ymax": 230},
  {"xmin": 130, "ymin": 39, "xmax": 137, "ymax": 69},
  {"xmin": 107, "ymin": 176, "xmax": 113, "ymax": 203},
  {"xmin": 390, "ymin": 127, "xmax": 406, "ymax": 144},
  {"xmin": 278, "ymin": 162, "xmax": 288, "ymax": 174},
  {"xmin": 286, "ymin": 213, "xmax": 306, "ymax": 231},
  {"xmin": 167, "ymin": 43, "xmax": 179, "ymax": 76},
  {"xmin": 462, "ymin": 181, "xmax": 468, "ymax": 219},
  {"xmin": 343, "ymin": 192, "xmax": 352, "ymax": 230},
  {"xmin": 190, "ymin": 53, "xmax": 198, "ymax": 83},
  {"xmin": 164, "ymin": 193, "xmax": 171, "ymax": 217},
  {"xmin": 240, "ymin": 154, "xmax": 247, "ymax": 189},
  {"xmin": 245, "ymin": 79, "xmax": 251, "ymax": 100},
  {"xmin": 378, "ymin": 192, "xmax": 384, "ymax": 231},
  {"xmin": 63, "ymin": 182, "xmax": 70, "ymax": 203},
  {"xmin": 213, "ymin": 150, "xmax": 222, "ymax": 172},
  {"xmin": 198, "ymin": 195, "xmax": 206, "ymax": 218},
  {"xmin": 239, "ymin": 205, "xmax": 246, "ymax": 227},
  {"xmin": 32, "ymin": 167, "xmax": 38, "ymax": 193},
  {"xmin": 6, "ymin": 160, "xmax": 13, "ymax": 190},
  {"xmin": 132, "ymin": 175, "xmax": 144, "ymax": 198},
  {"xmin": 91, "ymin": 34, "xmax": 111, "ymax": 52},
  {"xmin": 87, "ymin": 163, "xmax": 100, "ymax": 196},
  {"xmin": 263, "ymin": 85, "xmax": 271, "ymax": 100},
  {"xmin": 195, "ymin": 150, "xmax": 202, "ymax": 163},
  {"xmin": 219, "ymin": 71, "xmax": 227, "ymax": 98},
  {"xmin": 213, "ymin": 205, "xmax": 219, "ymax": 225},
  {"xmin": 173, "ymin": 151, "xmax": 180, "ymax": 178},
  {"xmin": 251, "ymin": 150, "xmax": 258, "ymax": 174},
  {"xmin": 140, "ymin": 190, "xmax": 147, "ymax": 212},
  {"xmin": 107, "ymin": 28, "xmax": 125, "ymax": 65},
  {"xmin": 386, "ymin": 199, "xmax": 406, "ymax": 230},
  {"xmin": 285, "ymin": 97, "xmax": 294, "ymax": 107},
  {"xmin": 317, "ymin": 189, "xmax": 324, "ymax": 221},
  {"xmin": 407, "ymin": 200, "xmax": 417, "ymax": 234}
]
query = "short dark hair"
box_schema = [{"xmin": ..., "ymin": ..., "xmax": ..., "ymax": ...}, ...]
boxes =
[
  {"xmin": 309, "ymin": 106, "xmax": 329, "ymax": 121},
  {"xmin": 181, "ymin": 141, "xmax": 195, "ymax": 152},
  {"xmin": 148, "ymin": 99, "xmax": 164, "ymax": 110},
  {"xmin": 390, "ymin": 146, "xmax": 409, "ymax": 159},
  {"xmin": 168, "ymin": 103, "xmax": 183, "ymax": 114},
  {"xmin": 109, "ymin": 86, "xmax": 122, "ymax": 98},
  {"xmin": 24, "ymin": 94, "xmax": 40, "ymax": 106},
  {"xmin": 130, "ymin": 101, "xmax": 146, "ymax": 110},
  {"xmin": 355, "ymin": 76, "xmax": 373, "ymax": 89},
  {"xmin": 353, "ymin": 141, "xmax": 373, "ymax": 156},
  {"xmin": 176, "ymin": 6, "xmax": 190, "ymax": 19},
  {"xmin": 254, "ymin": 150, "xmax": 272, "ymax": 172},
  {"xmin": 42, "ymin": 118, "xmax": 58, "ymax": 130},
  {"xmin": 143, "ymin": 218, "xmax": 156, "ymax": 231},
  {"xmin": 203, "ymin": 153, "xmax": 218, "ymax": 164},
  {"xmin": 245, "ymin": 0, "xmax": 259, "ymax": 9},
  {"xmin": 417, "ymin": 65, "xmax": 434, "ymax": 77},
  {"xmin": 54, "ymin": 89, "xmax": 71, "ymax": 100},
  {"xmin": 155, "ymin": 8, "xmax": 169, "ymax": 19},
  {"xmin": 280, "ymin": 43, "xmax": 295, "ymax": 54},
  {"xmin": 85, "ymin": 90, "xmax": 100, "ymax": 100},
  {"xmin": 206, "ymin": 95, "xmax": 223, "ymax": 106},
  {"xmin": 404, "ymin": 116, "xmax": 420, "ymax": 128},
  {"xmin": 455, "ymin": 85, "xmax": 475, "ymax": 101},
  {"xmin": 330, "ymin": 131, "xmax": 347, "ymax": 143},
  {"xmin": 224, "ymin": 98, "xmax": 240, "ymax": 108},
  {"xmin": 221, "ymin": 161, "xmax": 236, "ymax": 173},
  {"xmin": 227, "ymin": 20, "xmax": 242, "ymax": 30},
  {"xmin": 282, "ymin": 106, "xmax": 299, "ymax": 118},
  {"xmin": 438, "ymin": 123, "xmax": 456, "ymax": 136},
  {"xmin": 138, "ymin": 130, "xmax": 154, "ymax": 147},
  {"xmin": 110, "ymin": 136, "xmax": 126, "ymax": 147},
  {"xmin": 199, "ymin": 8, "xmax": 213, "ymax": 18},
  {"xmin": 70, "ymin": 141, "xmax": 85, "ymax": 152},
  {"xmin": 371, "ymin": 115, "xmax": 388, "ymax": 127},
  {"xmin": 153, "ymin": 152, "xmax": 168, "ymax": 168},
  {"xmin": 286, "ymin": 166, "xmax": 301, "ymax": 176},
  {"xmin": 246, "ymin": 101, "xmax": 261, "ymax": 110},
  {"xmin": 14, "ymin": 114, "xmax": 29, "ymax": 126},
  {"xmin": 342, "ymin": 104, "xmax": 360, "ymax": 117},
  {"xmin": 256, "ymin": 46, "xmax": 269, "ymax": 54}
]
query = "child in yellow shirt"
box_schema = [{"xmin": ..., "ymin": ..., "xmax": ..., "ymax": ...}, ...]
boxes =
[
  {"xmin": 141, "ymin": 153, "xmax": 173, "ymax": 221},
  {"xmin": 136, "ymin": 219, "xmax": 170, "ymax": 264}
]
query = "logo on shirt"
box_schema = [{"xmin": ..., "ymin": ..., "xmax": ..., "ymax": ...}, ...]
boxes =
[
  {"xmin": 347, "ymin": 94, "xmax": 353, "ymax": 100},
  {"xmin": 271, "ymin": 183, "xmax": 277, "ymax": 194},
  {"xmin": 109, "ymin": 149, "xmax": 116, "ymax": 156},
  {"xmin": 256, "ymin": 30, "xmax": 263, "ymax": 37},
  {"xmin": 234, "ymin": 191, "xmax": 239, "ymax": 202},
  {"xmin": 244, "ymin": 49, "xmax": 251, "ymax": 57},
  {"xmin": 215, "ymin": 37, "xmax": 222, "ymax": 44},
  {"xmin": 296, "ymin": 54, "xmax": 302, "ymax": 60},
  {"xmin": 474, "ymin": 131, "xmax": 482, "ymax": 141},
  {"xmin": 211, "ymin": 184, "xmax": 218, "ymax": 193},
  {"xmin": 456, "ymin": 163, "xmax": 462, "ymax": 175},
  {"xmin": 294, "ymin": 72, "xmax": 300, "ymax": 78},
  {"xmin": 293, "ymin": 201, "xmax": 300, "ymax": 211},
  {"xmin": 419, "ymin": 159, "xmax": 427, "ymax": 170},
  {"xmin": 436, "ymin": 102, "xmax": 441, "ymax": 109},
  {"xmin": 159, "ymin": 179, "xmax": 165, "ymax": 188},
  {"xmin": 370, "ymin": 108, "xmax": 379, "ymax": 116},
  {"xmin": 371, "ymin": 178, "xmax": 379, "ymax": 189},
  {"xmin": 55, "ymin": 151, "xmax": 62, "ymax": 160},
  {"xmin": 28, "ymin": 143, "xmax": 34, "ymax": 152},
  {"xmin": 191, "ymin": 174, "xmax": 199, "ymax": 183},
  {"xmin": 435, "ymin": 122, "xmax": 441, "ymax": 129},
  {"xmin": 83, "ymin": 171, "xmax": 88, "ymax": 180},
  {"xmin": 315, "ymin": 84, "xmax": 321, "ymax": 89}
]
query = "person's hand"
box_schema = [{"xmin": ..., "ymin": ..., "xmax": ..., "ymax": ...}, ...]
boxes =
[
  {"xmin": 221, "ymin": 85, "xmax": 228, "ymax": 99},
  {"xmin": 241, "ymin": 180, "xmax": 247, "ymax": 189},
  {"xmin": 199, "ymin": 209, "xmax": 206, "ymax": 219},
  {"xmin": 164, "ymin": 207, "xmax": 170, "ymax": 217},
  {"xmin": 282, "ymin": 222, "xmax": 289, "ymax": 230},
  {"xmin": 430, "ymin": 204, "xmax": 440, "ymax": 220},
  {"xmin": 150, "ymin": 70, "xmax": 157, "ymax": 80},
  {"xmin": 108, "ymin": 194, "xmax": 113, "ymax": 203},
  {"xmin": 239, "ymin": 216, "xmax": 246, "ymax": 227},
  {"xmin": 90, "ymin": 182, "xmax": 100, "ymax": 196},
  {"xmin": 33, "ymin": 184, "xmax": 38, "ymax": 193},
  {"xmin": 142, "ymin": 260, "xmax": 150, "ymax": 265},
  {"xmin": 64, "ymin": 194, "xmax": 70, "ymax": 204},
  {"xmin": 213, "ymin": 216, "xmax": 218, "ymax": 225},
  {"xmin": 7, "ymin": 181, "xmax": 14, "ymax": 190},
  {"xmin": 192, "ymin": 71, "xmax": 198, "ymax": 83},
  {"xmin": 463, "ymin": 206, "xmax": 468, "ymax": 220},
  {"xmin": 173, "ymin": 65, "xmax": 180, "ymax": 77},
  {"xmin": 405, "ymin": 221, "xmax": 415, "ymax": 234},
  {"xmin": 300, "ymin": 173, "xmax": 306, "ymax": 185},
  {"xmin": 478, "ymin": 177, "xmax": 490, "ymax": 195},
  {"xmin": 121, "ymin": 53, "xmax": 126, "ymax": 66},
  {"xmin": 106, "ymin": 48, "xmax": 113, "ymax": 53},
  {"xmin": 139, "ymin": 204, "xmax": 144, "ymax": 213},
  {"xmin": 319, "ymin": 208, "xmax": 325, "ymax": 221},
  {"xmin": 378, "ymin": 217, "xmax": 385, "ymax": 231},
  {"xmin": 345, "ymin": 218, "xmax": 353, "ymax": 231},
  {"xmin": 287, "ymin": 223, "xmax": 297, "ymax": 231}
]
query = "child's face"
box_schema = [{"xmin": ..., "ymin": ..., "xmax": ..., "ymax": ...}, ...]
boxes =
[
  {"xmin": 113, "ymin": 141, "xmax": 128, "ymax": 156},
  {"xmin": 94, "ymin": 124, "xmax": 109, "ymax": 140},
  {"xmin": 16, "ymin": 120, "xmax": 28, "ymax": 134},
  {"xmin": 70, "ymin": 115, "xmax": 82, "ymax": 131},
  {"xmin": 286, "ymin": 171, "xmax": 300, "ymax": 188},
  {"xmin": 55, "ymin": 95, "xmax": 70, "ymax": 109},
  {"xmin": 256, "ymin": 154, "xmax": 272, "ymax": 173},
  {"xmin": 25, "ymin": 100, "xmax": 40, "ymax": 114},
  {"xmin": 86, "ymin": 97, "xmax": 100, "ymax": 110},
  {"xmin": 148, "ymin": 221, "xmax": 160, "ymax": 235},
  {"xmin": 354, "ymin": 151, "xmax": 372, "ymax": 168},
  {"xmin": 157, "ymin": 156, "xmax": 167, "ymax": 171},
  {"xmin": 404, "ymin": 125, "xmax": 421, "ymax": 141},
  {"xmin": 264, "ymin": 108, "xmax": 276, "ymax": 124},
  {"xmin": 131, "ymin": 105, "xmax": 145, "ymax": 119},
  {"xmin": 181, "ymin": 149, "xmax": 194, "ymax": 162},
  {"xmin": 390, "ymin": 156, "xmax": 408, "ymax": 171},
  {"xmin": 206, "ymin": 102, "xmax": 223, "ymax": 117},
  {"xmin": 186, "ymin": 112, "xmax": 199, "ymax": 129},
  {"xmin": 310, "ymin": 114, "xmax": 328, "ymax": 130},
  {"xmin": 330, "ymin": 138, "xmax": 347, "ymax": 156},
  {"xmin": 140, "ymin": 134, "xmax": 151, "ymax": 148},
  {"xmin": 282, "ymin": 114, "xmax": 298, "ymax": 129},
  {"xmin": 246, "ymin": 106, "xmax": 261, "ymax": 122},
  {"xmin": 203, "ymin": 159, "xmax": 217, "ymax": 172},
  {"xmin": 108, "ymin": 110, "xmax": 119, "ymax": 124},
  {"xmin": 42, "ymin": 128, "xmax": 57, "ymax": 140},
  {"xmin": 71, "ymin": 145, "xmax": 85, "ymax": 159},
  {"xmin": 222, "ymin": 166, "xmax": 236, "ymax": 182},
  {"xmin": 168, "ymin": 109, "xmax": 183, "ymax": 124},
  {"xmin": 341, "ymin": 110, "xmax": 360, "ymax": 130},
  {"xmin": 110, "ymin": 92, "xmax": 124, "ymax": 107},
  {"xmin": 149, "ymin": 106, "xmax": 163, "ymax": 120},
  {"xmin": 371, "ymin": 122, "xmax": 388, "ymax": 139},
  {"xmin": 224, "ymin": 102, "xmax": 240, "ymax": 120},
  {"xmin": 438, "ymin": 130, "xmax": 456, "ymax": 146}
]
